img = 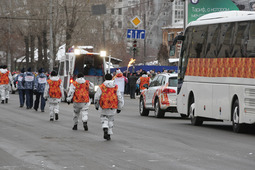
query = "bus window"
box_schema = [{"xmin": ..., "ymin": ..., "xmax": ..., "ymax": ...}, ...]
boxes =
[
  {"xmin": 232, "ymin": 21, "xmax": 248, "ymax": 58},
  {"xmin": 189, "ymin": 25, "xmax": 207, "ymax": 58},
  {"xmin": 217, "ymin": 23, "xmax": 234, "ymax": 58},
  {"xmin": 205, "ymin": 24, "xmax": 219, "ymax": 58},
  {"xmin": 179, "ymin": 27, "xmax": 192, "ymax": 80},
  {"xmin": 247, "ymin": 21, "xmax": 255, "ymax": 57}
]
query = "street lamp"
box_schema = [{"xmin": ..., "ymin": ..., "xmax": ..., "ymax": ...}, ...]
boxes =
[{"xmin": 100, "ymin": 50, "xmax": 107, "ymax": 74}]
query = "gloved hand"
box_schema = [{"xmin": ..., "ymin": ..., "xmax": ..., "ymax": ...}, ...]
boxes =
[
  {"xmin": 95, "ymin": 100, "xmax": 99, "ymax": 110},
  {"xmin": 117, "ymin": 109, "xmax": 121, "ymax": 114},
  {"xmin": 44, "ymin": 98, "xmax": 47, "ymax": 101},
  {"xmin": 67, "ymin": 100, "xmax": 71, "ymax": 105}
]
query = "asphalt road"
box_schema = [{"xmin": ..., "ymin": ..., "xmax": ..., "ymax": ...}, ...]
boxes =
[{"xmin": 0, "ymin": 94, "xmax": 255, "ymax": 170}]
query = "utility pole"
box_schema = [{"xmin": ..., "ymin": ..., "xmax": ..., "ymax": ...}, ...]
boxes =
[
  {"xmin": 143, "ymin": 13, "xmax": 146, "ymax": 65},
  {"xmin": 7, "ymin": 0, "xmax": 12, "ymax": 71},
  {"xmin": 49, "ymin": 0, "xmax": 54, "ymax": 71}
]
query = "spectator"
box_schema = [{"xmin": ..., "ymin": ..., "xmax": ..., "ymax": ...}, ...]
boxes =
[
  {"xmin": 113, "ymin": 69, "xmax": 127, "ymax": 97},
  {"xmin": 14, "ymin": 68, "xmax": 26, "ymax": 107},
  {"xmin": 33, "ymin": 68, "xmax": 47, "ymax": 112},
  {"xmin": 128, "ymin": 72, "xmax": 138, "ymax": 99}
]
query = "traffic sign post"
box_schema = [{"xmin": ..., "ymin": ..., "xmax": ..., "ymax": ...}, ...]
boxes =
[
  {"xmin": 127, "ymin": 29, "xmax": 145, "ymax": 39},
  {"xmin": 131, "ymin": 16, "xmax": 142, "ymax": 28}
]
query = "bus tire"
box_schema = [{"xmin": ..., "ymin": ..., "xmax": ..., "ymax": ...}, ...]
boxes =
[
  {"xmin": 139, "ymin": 97, "xmax": 149, "ymax": 116},
  {"xmin": 232, "ymin": 99, "xmax": 245, "ymax": 133},
  {"xmin": 190, "ymin": 103, "xmax": 203, "ymax": 126},
  {"xmin": 154, "ymin": 99, "xmax": 165, "ymax": 118}
]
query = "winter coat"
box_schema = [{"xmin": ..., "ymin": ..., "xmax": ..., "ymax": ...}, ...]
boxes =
[
  {"xmin": 24, "ymin": 72, "xmax": 35, "ymax": 90},
  {"xmin": 14, "ymin": 73, "xmax": 25, "ymax": 90},
  {"xmin": 44, "ymin": 76, "xmax": 64, "ymax": 103},
  {"xmin": 94, "ymin": 80, "xmax": 124, "ymax": 115},
  {"xmin": 67, "ymin": 77, "xmax": 94, "ymax": 103},
  {"xmin": 34, "ymin": 73, "xmax": 47, "ymax": 93},
  {"xmin": 128, "ymin": 75, "xmax": 138, "ymax": 87},
  {"xmin": 0, "ymin": 69, "xmax": 12, "ymax": 85}
]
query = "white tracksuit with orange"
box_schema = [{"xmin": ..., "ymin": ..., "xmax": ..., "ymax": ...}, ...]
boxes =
[
  {"xmin": 94, "ymin": 80, "xmax": 124, "ymax": 135},
  {"xmin": 43, "ymin": 76, "xmax": 64, "ymax": 120},
  {"xmin": 0, "ymin": 68, "xmax": 13, "ymax": 101},
  {"xmin": 66, "ymin": 77, "xmax": 94, "ymax": 126}
]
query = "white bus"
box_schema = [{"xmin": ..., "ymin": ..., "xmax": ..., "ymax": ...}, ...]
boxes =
[{"xmin": 176, "ymin": 11, "xmax": 255, "ymax": 133}]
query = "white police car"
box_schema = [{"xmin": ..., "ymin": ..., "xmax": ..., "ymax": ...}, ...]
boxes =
[{"xmin": 139, "ymin": 73, "xmax": 179, "ymax": 118}]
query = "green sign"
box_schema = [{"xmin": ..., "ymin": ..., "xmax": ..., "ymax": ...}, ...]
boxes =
[{"xmin": 188, "ymin": 0, "xmax": 241, "ymax": 23}]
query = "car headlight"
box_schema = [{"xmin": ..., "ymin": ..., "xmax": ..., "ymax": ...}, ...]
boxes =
[{"xmin": 94, "ymin": 85, "xmax": 99, "ymax": 92}]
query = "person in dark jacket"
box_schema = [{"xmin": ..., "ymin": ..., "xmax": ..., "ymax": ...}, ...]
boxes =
[
  {"xmin": 14, "ymin": 68, "xmax": 26, "ymax": 107},
  {"xmin": 128, "ymin": 73, "xmax": 138, "ymax": 99},
  {"xmin": 24, "ymin": 67, "xmax": 35, "ymax": 109},
  {"xmin": 34, "ymin": 68, "xmax": 47, "ymax": 112}
]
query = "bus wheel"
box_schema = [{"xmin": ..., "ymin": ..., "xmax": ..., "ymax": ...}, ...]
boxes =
[
  {"xmin": 139, "ymin": 97, "xmax": 149, "ymax": 116},
  {"xmin": 190, "ymin": 103, "xmax": 203, "ymax": 126},
  {"xmin": 232, "ymin": 100, "xmax": 245, "ymax": 133},
  {"xmin": 154, "ymin": 99, "xmax": 165, "ymax": 118}
]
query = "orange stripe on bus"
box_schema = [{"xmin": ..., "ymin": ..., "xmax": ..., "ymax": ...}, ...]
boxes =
[{"xmin": 185, "ymin": 58, "xmax": 255, "ymax": 78}]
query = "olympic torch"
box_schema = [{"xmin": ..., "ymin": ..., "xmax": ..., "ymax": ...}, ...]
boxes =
[{"xmin": 126, "ymin": 58, "xmax": 136, "ymax": 76}]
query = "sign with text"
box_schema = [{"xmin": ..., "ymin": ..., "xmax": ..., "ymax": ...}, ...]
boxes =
[
  {"xmin": 127, "ymin": 29, "xmax": 146, "ymax": 39},
  {"xmin": 188, "ymin": 0, "xmax": 254, "ymax": 24}
]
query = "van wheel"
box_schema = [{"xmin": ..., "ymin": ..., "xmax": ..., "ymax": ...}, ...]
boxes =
[
  {"xmin": 139, "ymin": 97, "xmax": 149, "ymax": 116},
  {"xmin": 232, "ymin": 100, "xmax": 245, "ymax": 133},
  {"xmin": 190, "ymin": 102, "xmax": 203, "ymax": 126},
  {"xmin": 154, "ymin": 99, "xmax": 165, "ymax": 118}
]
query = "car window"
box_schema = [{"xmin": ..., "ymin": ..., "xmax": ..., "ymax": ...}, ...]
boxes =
[
  {"xmin": 149, "ymin": 75, "xmax": 158, "ymax": 87},
  {"xmin": 155, "ymin": 76, "xmax": 163, "ymax": 86},
  {"xmin": 168, "ymin": 77, "xmax": 177, "ymax": 87},
  {"xmin": 161, "ymin": 76, "xmax": 166, "ymax": 86}
]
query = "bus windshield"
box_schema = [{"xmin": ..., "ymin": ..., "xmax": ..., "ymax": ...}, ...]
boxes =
[{"xmin": 73, "ymin": 54, "xmax": 104, "ymax": 77}]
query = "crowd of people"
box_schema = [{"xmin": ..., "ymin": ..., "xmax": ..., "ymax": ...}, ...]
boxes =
[
  {"xmin": 0, "ymin": 66, "xmax": 124, "ymax": 141},
  {"xmin": 1, "ymin": 65, "xmax": 175, "ymax": 140},
  {"xmin": 111, "ymin": 68, "xmax": 176, "ymax": 99}
]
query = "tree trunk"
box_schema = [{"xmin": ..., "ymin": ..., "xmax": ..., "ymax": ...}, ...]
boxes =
[
  {"xmin": 37, "ymin": 35, "xmax": 43, "ymax": 70},
  {"xmin": 42, "ymin": 29, "xmax": 48, "ymax": 72},
  {"xmin": 53, "ymin": 32, "xmax": 57, "ymax": 68},
  {"xmin": 24, "ymin": 36, "xmax": 29, "ymax": 69},
  {"xmin": 30, "ymin": 34, "xmax": 35, "ymax": 71}
]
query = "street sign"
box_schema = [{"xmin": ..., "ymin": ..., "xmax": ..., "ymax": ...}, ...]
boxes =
[
  {"xmin": 131, "ymin": 16, "xmax": 142, "ymax": 27},
  {"xmin": 127, "ymin": 29, "xmax": 146, "ymax": 39}
]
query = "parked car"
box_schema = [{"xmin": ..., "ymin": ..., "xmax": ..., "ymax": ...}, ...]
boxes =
[{"xmin": 139, "ymin": 73, "xmax": 183, "ymax": 118}]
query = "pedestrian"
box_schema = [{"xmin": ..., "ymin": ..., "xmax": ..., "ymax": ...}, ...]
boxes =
[
  {"xmin": 0, "ymin": 65, "xmax": 13, "ymax": 104},
  {"xmin": 128, "ymin": 72, "xmax": 137, "ymax": 99},
  {"xmin": 136, "ymin": 70, "xmax": 151, "ymax": 92},
  {"xmin": 94, "ymin": 73, "xmax": 124, "ymax": 140},
  {"xmin": 66, "ymin": 72, "xmax": 94, "ymax": 131},
  {"xmin": 33, "ymin": 68, "xmax": 47, "ymax": 112},
  {"xmin": 24, "ymin": 67, "xmax": 35, "ymax": 109},
  {"xmin": 113, "ymin": 69, "xmax": 127, "ymax": 97},
  {"xmin": 44, "ymin": 70, "xmax": 64, "ymax": 121},
  {"xmin": 14, "ymin": 68, "xmax": 26, "ymax": 107}
]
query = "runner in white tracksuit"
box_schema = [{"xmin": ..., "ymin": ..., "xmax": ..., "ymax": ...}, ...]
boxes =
[
  {"xmin": 94, "ymin": 73, "xmax": 124, "ymax": 140},
  {"xmin": 43, "ymin": 71, "xmax": 64, "ymax": 121},
  {"xmin": 0, "ymin": 65, "xmax": 13, "ymax": 104},
  {"xmin": 66, "ymin": 73, "xmax": 94, "ymax": 131}
]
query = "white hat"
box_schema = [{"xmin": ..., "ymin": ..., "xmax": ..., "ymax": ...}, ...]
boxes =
[{"xmin": 116, "ymin": 69, "xmax": 122, "ymax": 74}]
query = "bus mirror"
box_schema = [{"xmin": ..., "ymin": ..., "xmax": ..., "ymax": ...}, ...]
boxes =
[{"xmin": 172, "ymin": 35, "xmax": 184, "ymax": 46}]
